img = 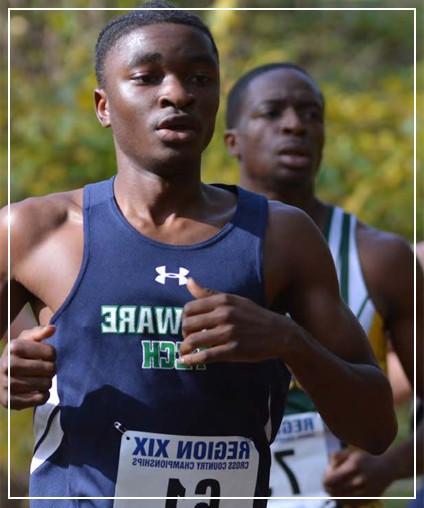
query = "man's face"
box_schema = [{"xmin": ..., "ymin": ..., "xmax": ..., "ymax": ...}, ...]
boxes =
[
  {"xmin": 226, "ymin": 68, "xmax": 324, "ymax": 188},
  {"xmin": 95, "ymin": 23, "xmax": 220, "ymax": 171}
]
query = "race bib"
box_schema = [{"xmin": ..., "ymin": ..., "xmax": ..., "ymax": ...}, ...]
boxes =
[
  {"xmin": 113, "ymin": 430, "xmax": 259, "ymax": 508},
  {"xmin": 268, "ymin": 412, "xmax": 333, "ymax": 507}
]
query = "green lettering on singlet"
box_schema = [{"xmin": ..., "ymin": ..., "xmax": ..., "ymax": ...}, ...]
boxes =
[
  {"xmin": 159, "ymin": 342, "xmax": 175, "ymax": 369},
  {"xmin": 118, "ymin": 306, "xmax": 137, "ymax": 333},
  {"xmin": 101, "ymin": 305, "xmax": 118, "ymax": 333},
  {"xmin": 141, "ymin": 340, "xmax": 206, "ymax": 370},
  {"xmin": 175, "ymin": 340, "xmax": 192, "ymax": 370},
  {"xmin": 137, "ymin": 307, "xmax": 155, "ymax": 334},
  {"xmin": 101, "ymin": 305, "xmax": 183, "ymax": 335},
  {"xmin": 141, "ymin": 340, "xmax": 160, "ymax": 368},
  {"xmin": 155, "ymin": 307, "xmax": 183, "ymax": 335}
]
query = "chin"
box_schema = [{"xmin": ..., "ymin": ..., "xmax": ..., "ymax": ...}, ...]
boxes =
[
  {"xmin": 146, "ymin": 148, "xmax": 201, "ymax": 174},
  {"xmin": 272, "ymin": 166, "xmax": 312, "ymax": 184},
  {"xmin": 159, "ymin": 138, "xmax": 205, "ymax": 155}
]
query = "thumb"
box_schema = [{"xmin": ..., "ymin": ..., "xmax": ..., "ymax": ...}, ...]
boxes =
[
  {"xmin": 20, "ymin": 325, "xmax": 56, "ymax": 342},
  {"xmin": 186, "ymin": 278, "xmax": 217, "ymax": 299}
]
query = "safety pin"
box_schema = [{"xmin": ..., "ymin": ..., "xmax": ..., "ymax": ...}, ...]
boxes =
[{"xmin": 114, "ymin": 421, "xmax": 127, "ymax": 434}]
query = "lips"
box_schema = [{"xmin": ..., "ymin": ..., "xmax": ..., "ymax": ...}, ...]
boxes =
[
  {"xmin": 278, "ymin": 145, "xmax": 310, "ymax": 157},
  {"xmin": 277, "ymin": 145, "xmax": 312, "ymax": 168},
  {"xmin": 156, "ymin": 114, "xmax": 199, "ymax": 143},
  {"xmin": 157, "ymin": 114, "xmax": 199, "ymax": 131}
]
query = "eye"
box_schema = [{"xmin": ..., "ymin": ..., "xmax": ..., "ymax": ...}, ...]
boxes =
[
  {"xmin": 301, "ymin": 107, "xmax": 323, "ymax": 121},
  {"xmin": 130, "ymin": 73, "xmax": 162, "ymax": 85},
  {"xmin": 260, "ymin": 109, "xmax": 280, "ymax": 119},
  {"xmin": 190, "ymin": 74, "xmax": 213, "ymax": 86}
]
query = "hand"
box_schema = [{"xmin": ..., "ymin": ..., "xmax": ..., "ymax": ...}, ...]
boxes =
[
  {"xmin": 179, "ymin": 278, "xmax": 286, "ymax": 365},
  {"xmin": 0, "ymin": 325, "xmax": 57, "ymax": 410},
  {"xmin": 323, "ymin": 448, "xmax": 394, "ymax": 501}
]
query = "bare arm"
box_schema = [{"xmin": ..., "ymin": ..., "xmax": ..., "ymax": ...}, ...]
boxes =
[
  {"xmin": 0, "ymin": 206, "xmax": 32, "ymax": 337},
  {"xmin": 324, "ymin": 232, "xmax": 422, "ymax": 497},
  {"xmin": 387, "ymin": 348, "xmax": 412, "ymax": 405},
  {"xmin": 180, "ymin": 204, "xmax": 397, "ymax": 455},
  {"xmin": 372, "ymin": 240, "xmax": 423, "ymax": 478},
  {"xmin": 0, "ymin": 200, "xmax": 68, "ymax": 409},
  {"xmin": 267, "ymin": 206, "xmax": 396, "ymax": 454}
]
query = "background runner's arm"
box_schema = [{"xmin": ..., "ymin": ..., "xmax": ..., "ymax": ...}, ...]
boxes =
[
  {"xmin": 324, "ymin": 240, "xmax": 423, "ymax": 497},
  {"xmin": 387, "ymin": 348, "xmax": 412, "ymax": 404},
  {"xmin": 380, "ymin": 244, "xmax": 424, "ymax": 476}
]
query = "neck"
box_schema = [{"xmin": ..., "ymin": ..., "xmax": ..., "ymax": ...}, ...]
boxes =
[
  {"xmin": 114, "ymin": 157, "xmax": 204, "ymax": 224},
  {"xmin": 240, "ymin": 174, "xmax": 329, "ymax": 232}
]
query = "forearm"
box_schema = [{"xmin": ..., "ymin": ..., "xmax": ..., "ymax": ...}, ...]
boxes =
[
  {"xmin": 380, "ymin": 419, "xmax": 423, "ymax": 481},
  {"xmin": 279, "ymin": 315, "xmax": 397, "ymax": 454}
]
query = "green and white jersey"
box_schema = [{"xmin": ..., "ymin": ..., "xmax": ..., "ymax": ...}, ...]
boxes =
[
  {"xmin": 325, "ymin": 206, "xmax": 386, "ymax": 370},
  {"xmin": 268, "ymin": 206, "xmax": 386, "ymax": 506}
]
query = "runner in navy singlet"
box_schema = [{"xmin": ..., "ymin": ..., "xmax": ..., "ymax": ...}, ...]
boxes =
[{"xmin": 1, "ymin": 4, "xmax": 397, "ymax": 507}]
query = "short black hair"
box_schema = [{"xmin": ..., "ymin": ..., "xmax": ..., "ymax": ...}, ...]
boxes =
[
  {"xmin": 226, "ymin": 63, "xmax": 324, "ymax": 129},
  {"xmin": 95, "ymin": 1, "xmax": 219, "ymax": 87}
]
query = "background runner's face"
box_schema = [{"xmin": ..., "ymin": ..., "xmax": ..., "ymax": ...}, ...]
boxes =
[
  {"xmin": 98, "ymin": 23, "xmax": 220, "ymax": 172},
  {"xmin": 230, "ymin": 69, "xmax": 324, "ymax": 188}
]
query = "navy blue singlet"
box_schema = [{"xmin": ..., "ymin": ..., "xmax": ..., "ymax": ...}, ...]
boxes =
[{"xmin": 30, "ymin": 178, "xmax": 290, "ymax": 508}]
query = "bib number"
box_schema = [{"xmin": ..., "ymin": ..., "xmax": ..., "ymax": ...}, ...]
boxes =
[
  {"xmin": 165, "ymin": 478, "xmax": 220, "ymax": 507},
  {"xmin": 273, "ymin": 449, "xmax": 300, "ymax": 495},
  {"xmin": 268, "ymin": 412, "xmax": 331, "ymax": 505},
  {"xmin": 113, "ymin": 430, "xmax": 259, "ymax": 508}
]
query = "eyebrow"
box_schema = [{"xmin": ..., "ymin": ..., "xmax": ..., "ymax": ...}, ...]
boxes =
[
  {"xmin": 127, "ymin": 52, "xmax": 162, "ymax": 68},
  {"xmin": 256, "ymin": 98, "xmax": 323, "ymax": 108},
  {"xmin": 188, "ymin": 54, "xmax": 218, "ymax": 66},
  {"xmin": 127, "ymin": 52, "xmax": 217, "ymax": 69}
]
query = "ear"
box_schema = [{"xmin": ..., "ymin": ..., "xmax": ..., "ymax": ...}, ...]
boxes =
[
  {"xmin": 94, "ymin": 88, "xmax": 111, "ymax": 128},
  {"xmin": 224, "ymin": 129, "xmax": 241, "ymax": 159}
]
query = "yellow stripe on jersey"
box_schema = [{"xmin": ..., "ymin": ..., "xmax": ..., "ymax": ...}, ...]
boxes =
[{"xmin": 368, "ymin": 311, "xmax": 387, "ymax": 373}]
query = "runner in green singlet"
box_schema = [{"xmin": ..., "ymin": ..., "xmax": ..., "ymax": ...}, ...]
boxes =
[{"xmin": 225, "ymin": 63, "xmax": 423, "ymax": 507}]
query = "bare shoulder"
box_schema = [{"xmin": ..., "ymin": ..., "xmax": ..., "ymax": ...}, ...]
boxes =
[
  {"xmin": 267, "ymin": 199, "xmax": 324, "ymax": 251},
  {"xmin": 357, "ymin": 221, "xmax": 413, "ymax": 279},
  {"xmin": 0, "ymin": 189, "xmax": 83, "ymax": 267},
  {"xmin": 268, "ymin": 199, "xmax": 315, "ymax": 232},
  {"xmin": 356, "ymin": 221, "xmax": 414, "ymax": 315},
  {"xmin": 268, "ymin": 199, "xmax": 310, "ymax": 222},
  {"xmin": 264, "ymin": 200, "xmax": 335, "ymax": 305}
]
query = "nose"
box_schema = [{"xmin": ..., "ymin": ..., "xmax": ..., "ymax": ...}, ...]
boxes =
[
  {"xmin": 280, "ymin": 107, "xmax": 305, "ymax": 136},
  {"xmin": 158, "ymin": 76, "xmax": 194, "ymax": 110}
]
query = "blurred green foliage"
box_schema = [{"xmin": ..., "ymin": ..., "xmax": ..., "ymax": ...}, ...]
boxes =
[
  {"xmin": 1, "ymin": 0, "xmax": 422, "ymax": 504},
  {"xmin": 5, "ymin": 0, "xmax": 421, "ymax": 239}
]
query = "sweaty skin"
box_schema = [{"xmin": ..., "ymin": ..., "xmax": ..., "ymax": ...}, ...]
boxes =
[
  {"xmin": 0, "ymin": 25, "xmax": 396, "ymax": 459},
  {"xmin": 225, "ymin": 66, "xmax": 422, "ymax": 499}
]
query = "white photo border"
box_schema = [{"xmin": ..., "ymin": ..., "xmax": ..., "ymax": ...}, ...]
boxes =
[{"xmin": 7, "ymin": 4, "xmax": 417, "ymax": 503}]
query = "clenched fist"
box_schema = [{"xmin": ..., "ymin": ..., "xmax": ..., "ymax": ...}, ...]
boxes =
[{"xmin": 0, "ymin": 325, "xmax": 56, "ymax": 410}]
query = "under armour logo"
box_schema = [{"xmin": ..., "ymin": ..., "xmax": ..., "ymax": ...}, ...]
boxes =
[{"xmin": 155, "ymin": 266, "xmax": 190, "ymax": 286}]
